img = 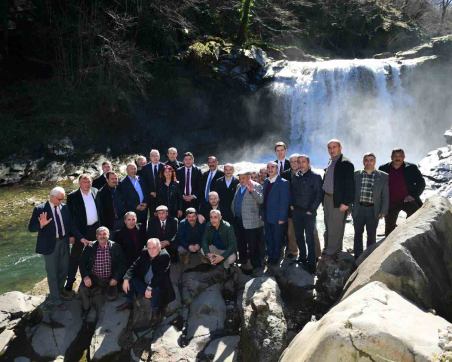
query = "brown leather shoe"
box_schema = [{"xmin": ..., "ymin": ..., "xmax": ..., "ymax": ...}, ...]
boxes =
[{"xmin": 116, "ymin": 302, "xmax": 132, "ymax": 311}]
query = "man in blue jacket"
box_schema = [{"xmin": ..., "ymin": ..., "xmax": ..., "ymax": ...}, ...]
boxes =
[
  {"xmin": 28, "ymin": 186, "xmax": 81, "ymax": 310},
  {"xmin": 263, "ymin": 161, "xmax": 290, "ymax": 266}
]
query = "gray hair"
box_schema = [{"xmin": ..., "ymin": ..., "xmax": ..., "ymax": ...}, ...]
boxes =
[
  {"xmin": 289, "ymin": 153, "xmax": 301, "ymax": 161},
  {"xmin": 150, "ymin": 149, "xmax": 160, "ymax": 157},
  {"xmin": 298, "ymin": 154, "xmax": 311, "ymax": 163},
  {"xmin": 210, "ymin": 209, "xmax": 222, "ymax": 218},
  {"xmin": 49, "ymin": 186, "xmax": 65, "ymax": 197},
  {"xmin": 96, "ymin": 226, "xmax": 110, "ymax": 235},
  {"xmin": 208, "ymin": 191, "xmax": 219, "ymax": 199},
  {"xmin": 147, "ymin": 238, "xmax": 161, "ymax": 250},
  {"xmin": 168, "ymin": 147, "xmax": 178, "ymax": 153},
  {"xmin": 124, "ymin": 211, "xmax": 137, "ymax": 220}
]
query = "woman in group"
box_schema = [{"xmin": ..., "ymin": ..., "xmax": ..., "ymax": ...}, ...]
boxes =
[{"xmin": 156, "ymin": 165, "xmax": 183, "ymax": 219}]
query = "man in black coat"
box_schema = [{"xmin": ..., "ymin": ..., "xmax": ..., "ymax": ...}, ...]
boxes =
[
  {"xmin": 379, "ymin": 148, "xmax": 425, "ymax": 236},
  {"xmin": 97, "ymin": 171, "xmax": 123, "ymax": 235},
  {"xmin": 214, "ymin": 163, "xmax": 239, "ymax": 223},
  {"xmin": 29, "ymin": 186, "xmax": 82, "ymax": 310},
  {"xmin": 176, "ymin": 152, "xmax": 202, "ymax": 210},
  {"xmin": 117, "ymin": 238, "xmax": 175, "ymax": 325},
  {"xmin": 141, "ymin": 149, "xmax": 164, "ymax": 215},
  {"xmin": 275, "ymin": 141, "xmax": 291, "ymax": 176},
  {"xmin": 92, "ymin": 160, "xmax": 112, "ymax": 190},
  {"xmin": 114, "ymin": 211, "xmax": 147, "ymax": 269},
  {"xmin": 78, "ymin": 226, "xmax": 125, "ymax": 318},
  {"xmin": 117, "ymin": 163, "xmax": 149, "ymax": 227},
  {"xmin": 322, "ymin": 139, "xmax": 354, "ymax": 258},
  {"xmin": 291, "ymin": 155, "xmax": 323, "ymax": 273},
  {"xmin": 65, "ymin": 174, "xmax": 100, "ymax": 292},
  {"xmin": 201, "ymin": 156, "xmax": 224, "ymax": 204},
  {"xmin": 165, "ymin": 147, "xmax": 183, "ymax": 171},
  {"xmin": 147, "ymin": 205, "xmax": 178, "ymax": 261}
]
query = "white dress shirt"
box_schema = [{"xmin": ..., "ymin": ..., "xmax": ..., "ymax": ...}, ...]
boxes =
[{"xmin": 81, "ymin": 190, "xmax": 99, "ymax": 225}]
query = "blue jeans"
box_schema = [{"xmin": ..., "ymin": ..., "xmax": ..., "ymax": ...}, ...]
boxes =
[
  {"xmin": 126, "ymin": 278, "xmax": 161, "ymax": 309},
  {"xmin": 264, "ymin": 222, "xmax": 284, "ymax": 264}
]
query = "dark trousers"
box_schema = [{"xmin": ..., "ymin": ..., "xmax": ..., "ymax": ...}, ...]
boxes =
[
  {"xmin": 353, "ymin": 207, "xmax": 379, "ymax": 259},
  {"xmin": 78, "ymin": 276, "xmax": 118, "ymax": 311},
  {"xmin": 66, "ymin": 223, "xmax": 98, "ymax": 287},
  {"xmin": 136, "ymin": 209, "xmax": 148, "ymax": 232},
  {"xmin": 384, "ymin": 200, "xmax": 420, "ymax": 236},
  {"xmin": 44, "ymin": 237, "xmax": 69, "ymax": 304},
  {"xmin": 126, "ymin": 278, "xmax": 161, "ymax": 309},
  {"xmin": 264, "ymin": 222, "xmax": 284, "ymax": 264},
  {"xmin": 292, "ymin": 208, "xmax": 316, "ymax": 266},
  {"xmin": 233, "ymin": 217, "xmax": 264, "ymax": 268}
]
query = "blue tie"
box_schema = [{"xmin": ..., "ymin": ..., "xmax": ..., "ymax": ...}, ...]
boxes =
[
  {"xmin": 205, "ymin": 172, "xmax": 213, "ymax": 201},
  {"xmin": 54, "ymin": 206, "xmax": 63, "ymax": 238}
]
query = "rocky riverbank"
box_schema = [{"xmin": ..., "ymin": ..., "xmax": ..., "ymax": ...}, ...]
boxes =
[{"xmin": 1, "ymin": 195, "xmax": 451, "ymax": 361}]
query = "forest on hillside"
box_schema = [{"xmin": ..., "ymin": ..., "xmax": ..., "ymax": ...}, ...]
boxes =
[{"xmin": 0, "ymin": 0, "xmax": 451, "ymax": 160}]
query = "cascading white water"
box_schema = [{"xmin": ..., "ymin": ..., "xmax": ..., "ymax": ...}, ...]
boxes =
[{"xmin": 270, "ymin": 58, "xmax": 426, "ymax": 167}]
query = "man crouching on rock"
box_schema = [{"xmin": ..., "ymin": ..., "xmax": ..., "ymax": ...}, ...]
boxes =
[
  {"xmin": 79, "ymin": 226, "xmax": 125, "ymax": 320},
  {"xmin": 117, "ymin": 238, "xmax": 175, "ymax": 326}
]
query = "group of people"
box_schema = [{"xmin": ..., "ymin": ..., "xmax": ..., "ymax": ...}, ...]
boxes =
[{"xmin": 28, "ymin": 140, "xmax": 426, "ymax": 319}]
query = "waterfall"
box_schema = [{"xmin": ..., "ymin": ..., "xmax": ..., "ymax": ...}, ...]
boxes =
[{"xmin": 270, "ymin": 59, "xmax": 424, "ymax": 167}]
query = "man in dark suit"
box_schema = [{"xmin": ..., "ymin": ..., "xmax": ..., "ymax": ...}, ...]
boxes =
[
  {"xmin": 65, "ymin": 174, "xmax": 100, "ymax": 292},
  {"xmin": 201, "ymin": 156, "xmax": 224, "ymax": 203},
  {"xmin": 117, "ymin": 163, "xmax": 149, "ymax": 227},
  {"xmin": 165, "ymin": 147, "xmax": 183, "ymax": 171},
  {"xmin": 29, "ymin": 187, "xmax": 82, "ymax": 310},
  {"xmin": 274, "ymin": 141, "xmax": 290, "ymax": 176},
  {"xmin": 353, "ymin": 153, "xmax": 389, "ymax": 259},
  {"xmin": 141, "ymin": 149, "xmax": 164, "ymax": 215},
  {"xmin": 322, "ymin": 139, "xmax": 355, "ymax": 258},
  {"xmin": 92, "ymin": 161, "xmax": 112, "ymax": 190},
  {"xmin": 214, "ymin": 163, "xmax": 239, "ymax": 223},
  {"xmin": 281, "ymin": 154, "xmax": 301, "ymax": 259},
  {"xmin": 147, "ymin": 205, "xmax": 178, "ymax": 261},
  {"xmin": 378, "ymin": 148, "xmax": 425, "ymax": 236},
  {"xmin": 263, "ymin": 161, "xmax": 290, "ymax": 265},
  {"xmin": 176, "ymin": 152, "xmax": 202, "ymax": 210},
  {"xmin": 97, "ymin": 171, "xmax": 123, "ymax": 235}
]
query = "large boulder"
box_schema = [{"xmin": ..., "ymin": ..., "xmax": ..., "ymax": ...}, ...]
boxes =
[
  {"xmin": 89, "ymin": 297, "xmax": 130, "ymax": 361},
  {"xmin": 342, "ymin": 196, "xmax": 452, "ymax": 320},
  {"xmin": 0, "ymin": 292, "xmax": 44, "ymax": 355},
  {"xmin": 181, "ymin": 265, "xmax": 226, "ymax": 305},
  {"xmin": 149, "ymin": 325, "xmax": 211, "ymax": 362},
  {"xmin": 280, "ymin": 281, "xmax": 451, "ymax": 362},
  {"xmin": 202, "ymin": 335, "xmax": 240, "ymax": 362},
  {"xmin": 186, "ymin": 284, "xmax": 226, "ymax": 340},
  {"xmin": 29, "ymin": 299, "xmax": 83, "ymax": 359},
  {"xmin": 272, "ymin": 259, "xmax": 314, "ymax": 306},
  {"xmin": 419, "ymin": 144, "xmax": 452, "ymax": 200},
  {"xmin": 315, "ymin": 251, "xmax": 355, "ymax": 305},
  {"xmin": 240, "ymin": 277, "xmax": 287, "ymax": 362}
]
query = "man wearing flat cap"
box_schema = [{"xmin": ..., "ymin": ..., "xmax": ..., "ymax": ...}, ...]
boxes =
[
  {"xmin": 231, "ymin": 170, "xmax": 264, "ymax": 273},
  {"xmin": 147, "ymin": 205, "xmax": 178, "ymax": 261}
]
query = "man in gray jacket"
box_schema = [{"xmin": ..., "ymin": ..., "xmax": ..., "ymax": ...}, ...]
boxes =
[
  {"xmin": 352, "ymin": 152, "xmax": 389, "ymax": 259},
  {"xmin": 231, "ymin": 170, "xmax": 264, "ymax": 272}
]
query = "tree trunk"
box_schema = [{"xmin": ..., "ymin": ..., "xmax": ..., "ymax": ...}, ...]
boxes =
[{"xmin": 237, "ymin": 0, "xmax": 253, "ymax": 45}]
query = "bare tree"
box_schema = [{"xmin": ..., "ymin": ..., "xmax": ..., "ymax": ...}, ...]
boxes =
[{"xmin": 438, "ymin": 0, "xmax": 452, "ymax": 33}]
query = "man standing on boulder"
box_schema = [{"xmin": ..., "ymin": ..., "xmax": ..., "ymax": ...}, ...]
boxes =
[
  {"xmin": 352, "ymin": 153, "xmax": 389, "ymax": 259},
  {"xmin": 379, "ymin": 148, "xmax": 425, "ymax": 236},
  {"xmin": 322, "ymin": 139, "xmax": 354, "ymax": 259},
  {"xmin": 28, "ymin": 186, "xmax": 81, "ymax": 310}
]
